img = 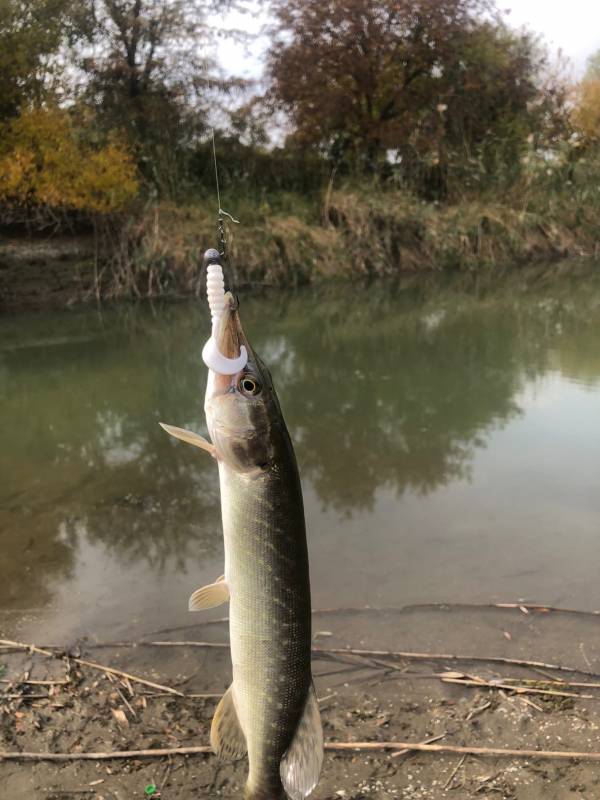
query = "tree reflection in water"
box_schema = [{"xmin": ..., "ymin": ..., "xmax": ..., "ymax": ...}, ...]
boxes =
[{"xmin": 1, "ymin": 262, "xmax": 600, "ymax": 611}]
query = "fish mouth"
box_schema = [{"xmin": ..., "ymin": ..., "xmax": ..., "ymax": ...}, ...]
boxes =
[
  {"xmin": 205, "ymin": 293, "xmax": 254, "ymax": 400},
  {"xmin": 214, "ymin": 292, "xmax": 251, "ymax": 361}
]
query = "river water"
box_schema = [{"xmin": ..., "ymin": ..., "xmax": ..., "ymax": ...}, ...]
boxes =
[{"xmin": 1, "ymin": 264, "xmax": 600, "ymax": 645}]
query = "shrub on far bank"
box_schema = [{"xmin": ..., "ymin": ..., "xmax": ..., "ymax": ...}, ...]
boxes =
[{"xmin": 0, "ymin": 107, "xmax": 139, "ymax": 222}]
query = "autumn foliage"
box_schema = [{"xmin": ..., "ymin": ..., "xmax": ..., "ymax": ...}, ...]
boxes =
[
  {"xmin": 572, "ymin": 80, "xmax": 600, "ymax": 143},
  {"xmin": 0, "ymin": 108, "xmax": 139, "ymax": 213},
  {"xmin": 267, "ymin": 0, "xmax": 567, "ymax": 195}
]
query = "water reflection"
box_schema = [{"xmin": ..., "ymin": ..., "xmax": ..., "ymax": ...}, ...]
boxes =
[
  {"xmin": 1, "ymin": 263, "xmax": 600, "ymax": 618},
  {"xmin": 0, "ymin": 305, "xmax": 221, "ymax": 610},
  {"xmin": 270, "ymin": 294, "xmax": 526, "ymax": 512}
]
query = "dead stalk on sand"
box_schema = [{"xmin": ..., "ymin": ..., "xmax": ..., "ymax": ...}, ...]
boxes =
[
  {"xmin": 0, "ymin": 639, "xmax": 184, "ymax": 697},
  {"xmin": 37, "ymin": 637, "xmax": 599, "ymax": 679},
  {"xmin": 3, "ymin": 740, "xmax": 600, "ymax": 763}
]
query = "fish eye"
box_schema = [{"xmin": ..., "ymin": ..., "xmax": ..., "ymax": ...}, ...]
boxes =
[{"xmin": 239, "ymin": 375, "xmax": 261, "ymax": 396}]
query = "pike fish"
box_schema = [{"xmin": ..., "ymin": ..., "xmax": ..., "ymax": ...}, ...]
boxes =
[{"xmin": 161, "ymin": 291, "xmax": 322, "ymax": 800}]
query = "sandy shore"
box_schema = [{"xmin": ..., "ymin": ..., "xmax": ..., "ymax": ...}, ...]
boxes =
[{"xmin": 2, "ymin": 606, "xmax": 600, "ymax": 798}]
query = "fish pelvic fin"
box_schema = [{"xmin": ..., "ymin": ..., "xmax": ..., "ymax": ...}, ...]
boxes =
[
  {"xmin": 159, "ymin": 423, "xmax": 217, "ymax": 458},
  {"xmin": 188, "ymin": 577, "xmax": 230, "ymax": 611},
  {"xmin": 211, "ymin": 684, "xmax": 247, "ymax": 761},
  {"xmin": 280, "ymin": 684, "xmax": 323, "ymax": 800}
]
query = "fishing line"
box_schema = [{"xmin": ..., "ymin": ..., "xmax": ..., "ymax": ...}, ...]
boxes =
[
  {"xmin": 211, "ymin": 127, "xmax": 222, "ymax": 216},
  {"xmin": 200, "ymin": 46, "xmax": 248, "ymax": 376},
  {"xmin": 206, "ymin": 61, "xmax": 239, "ymax": 270}
]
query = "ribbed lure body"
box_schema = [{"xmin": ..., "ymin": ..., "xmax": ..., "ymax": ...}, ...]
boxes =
[
  {"xmin": 206, "ymin": 261, "xmax": 228, "ymax": 330},
  {"xmin": 202, "ymin": 261, "xmax": 248, "ymax": 375}
]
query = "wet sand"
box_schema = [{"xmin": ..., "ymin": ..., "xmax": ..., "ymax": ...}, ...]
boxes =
[{"xmin": 2, "ymin": 606, "xmax": 600, "ymax": 799}]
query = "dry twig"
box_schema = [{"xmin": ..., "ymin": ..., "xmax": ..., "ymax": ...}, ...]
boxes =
[
  {"xmin": 143, "ymin": 602, "xmax": 600, "ymax": 639},
  {"xmin": 3, "ymin": 740, "xmax": 600, "ymax": 762},
  {"xmin": 443, "ymin": 754, "xmax": 466, "ymax": 789},
  {"xmin": 4, "ymin": 635, "xmax": 597, "ymax": 680},
  {"xmin": 440, "ymin": 675, "xmax": 592, "ymax": 700},
  {"xmin": 0, "ymin": 639, "xmax": 183, "ymax": 697},
  {"xmin": 391, "ymin": 733, "xmax": 446, "ymax": 758},
  {"xmin": 0, "ymin": 679, "xmax": 68, "ymax": 686},
  {"xmin": 133, "ymin": 640, "xmax": 600, "ymax": 679}
]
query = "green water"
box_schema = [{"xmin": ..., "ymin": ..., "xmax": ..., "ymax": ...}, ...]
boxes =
[{"xmin": 2, "ymin": 264, "xmax": 600, "ymax": 643}]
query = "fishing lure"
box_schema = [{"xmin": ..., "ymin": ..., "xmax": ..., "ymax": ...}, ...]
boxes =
[{"xmin": 201, "ymin": 249, "xmax": 248, "ymax": 376}]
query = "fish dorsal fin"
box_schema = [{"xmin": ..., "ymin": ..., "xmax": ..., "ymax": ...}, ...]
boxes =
[
  {"xmin": 159, "ymin": 422, "xmax": 217, "ymax": 457},
  {"xmin": 280, "ymin": 684, "xmax": 323, "ymax": 800},
  {"xmin": 188, "ymin": 578, "xmax": 230, "ymax": 611},
  {"xmin": 211, "ymin": 684, "xmax": 247, "ymax": 761}
]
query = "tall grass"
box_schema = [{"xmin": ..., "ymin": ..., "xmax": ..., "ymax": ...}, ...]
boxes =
[{"xmin": 8, "ymin": 142, "xmax": 595, "ymax": 303}]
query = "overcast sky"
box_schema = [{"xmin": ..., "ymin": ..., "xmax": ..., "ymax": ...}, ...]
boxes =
[
  {"xmin": 212, "ymin": 1, "xmax": 600, "ymax": 80},
  {"xmin": 503, "ymin": 0, "xmax": 599, "ymax": 74}
]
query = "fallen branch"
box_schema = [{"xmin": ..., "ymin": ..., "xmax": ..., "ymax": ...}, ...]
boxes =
[
  {"xmin": 0, "ymin": 640, "xmax": 183, "ymax": 697},
  {"xmin": 326, "ymin": 740, "xmax": 600, "ymax": 760},
  {"xmin": 311, "ymin": 602, "xmax": 600, "ymax": 618},
  {"xmin": 134, "ymin": 641, "xmax": 600, "ymax": 679},
  {"xmin": 443, "ymin": 753, "xmax": 466, "ymax": 790},
  {"xmin": 440, "ymin": 675, "xmax": 592, "ymax": 700},
  {"xmin": 145, "ymin": 602, "xmax": 600, "ymax": 639},
  {"xmin": 390, "ymin": 733, "xmax": 446, "ymax": 758},
  {"xmin": 3, "ymin": 740, "xmax": 600, "ymax": 762},
  {"xmin": 311, "ymin": 646, "xmax": 600, "ymax": 678},
  {"xmin": 0, "ymin": 746, "xmax": 211, "ymax": 762},
  {"xmin": 0, "ymin": 679, "xmax": 68, "ymax": 686},
  {"xmin": 0, "ymin": 694, "xmax": 49, "ymax": 700},
  {"xmin": 5, "ymin": 636, "xmax": 596, "ymax": 680},
  {"xmin": 503, "ymin": 677, "xmax": 600, "ymax": 690}
]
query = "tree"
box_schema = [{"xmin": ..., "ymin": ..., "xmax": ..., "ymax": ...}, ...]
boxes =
[
  {"xmin": 0, "ymin": 0, "xmax": 80, "ymax": 120},
  {"xmin": 77, "ymin": 0, "xmax": 243, "ymax": 194},
  {"xmin": 585, "ymin": 49, "xmax": 600, "ymax": 81},
  {"xmin": 572, "ymin": 79, "xmax": 600, "ymax": 143},
  {"xmin": 268, "ymin": 0, "xmax": 490, "ymax": 166},
  {"xmin": 573, "ymin": 49, "xmax": 600, "ymax": 143},
  {"xmin": 266, "ymin": 0, "xmax": 565, "ymax": 193}
]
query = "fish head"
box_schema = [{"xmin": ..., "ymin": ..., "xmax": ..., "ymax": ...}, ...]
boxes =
[{"xmin": 205, "ymin": 293, "xmax": 281, "ymax": 474}]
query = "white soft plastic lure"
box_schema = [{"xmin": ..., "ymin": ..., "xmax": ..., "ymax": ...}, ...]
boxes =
[
  {"xmin": 201, "ymin": 262, "xmax": 248, "ymax": 375},
  {"xmin": 159, "ymin": 260, "xmax": 247, "ymax": 455}
]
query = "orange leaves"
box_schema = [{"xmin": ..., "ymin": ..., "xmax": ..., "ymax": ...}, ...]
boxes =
[
  {"xmin": 571, "ymin": 79, "xmax": 600, "ymax": 143},
  {"xmin": 0, "ymin": 107, "xmax": 139, "ymax": 214},
  {"xmin": 75, "ymin": 142, "xmax": 140, "ymax": 214}
]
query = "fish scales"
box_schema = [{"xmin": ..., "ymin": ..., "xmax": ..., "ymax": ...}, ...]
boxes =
[
  {"xmin": 223, "ymin": 450, "xmax": 312, "ymax": 794},
  {"xmin": 161, "ymin": 290, "xmax": 322, "ymax": 800}
]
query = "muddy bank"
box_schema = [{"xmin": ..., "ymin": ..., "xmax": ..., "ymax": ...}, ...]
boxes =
[
  {"xmin": 0, "ymin": 235, "xmax": 98, "ymax": 312},
  {"xmin": 2, "ymin": 606, "xmax": 600, "ymax": 799},
  {"xmin": 3, "ymin": 187, "xmax": 600, "ymax": 311}
]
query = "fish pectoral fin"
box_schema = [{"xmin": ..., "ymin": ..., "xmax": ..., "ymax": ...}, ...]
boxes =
[
  {"xmin": 188, "ymin": 579, "xmax": 230, "ymax": 611},
  {"xmin": 280, "ymin": 684, "xmax": 323, "ymax": 800},
  {"xmin": 211, "ymin": 684, "xmax": 247, "ymax": 761},
  {"xmin": 159, "ymin": 423, "xmax": 217, "ymax": 457}
]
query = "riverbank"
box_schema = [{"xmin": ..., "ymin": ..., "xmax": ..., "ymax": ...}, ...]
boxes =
[
  {"xmin": 2, "ymin": 187, "xmax": 600, "ymax": 311},
  {"xmin": 2, "ymin": 605, "xmax": 600, "ymax": 799}
]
